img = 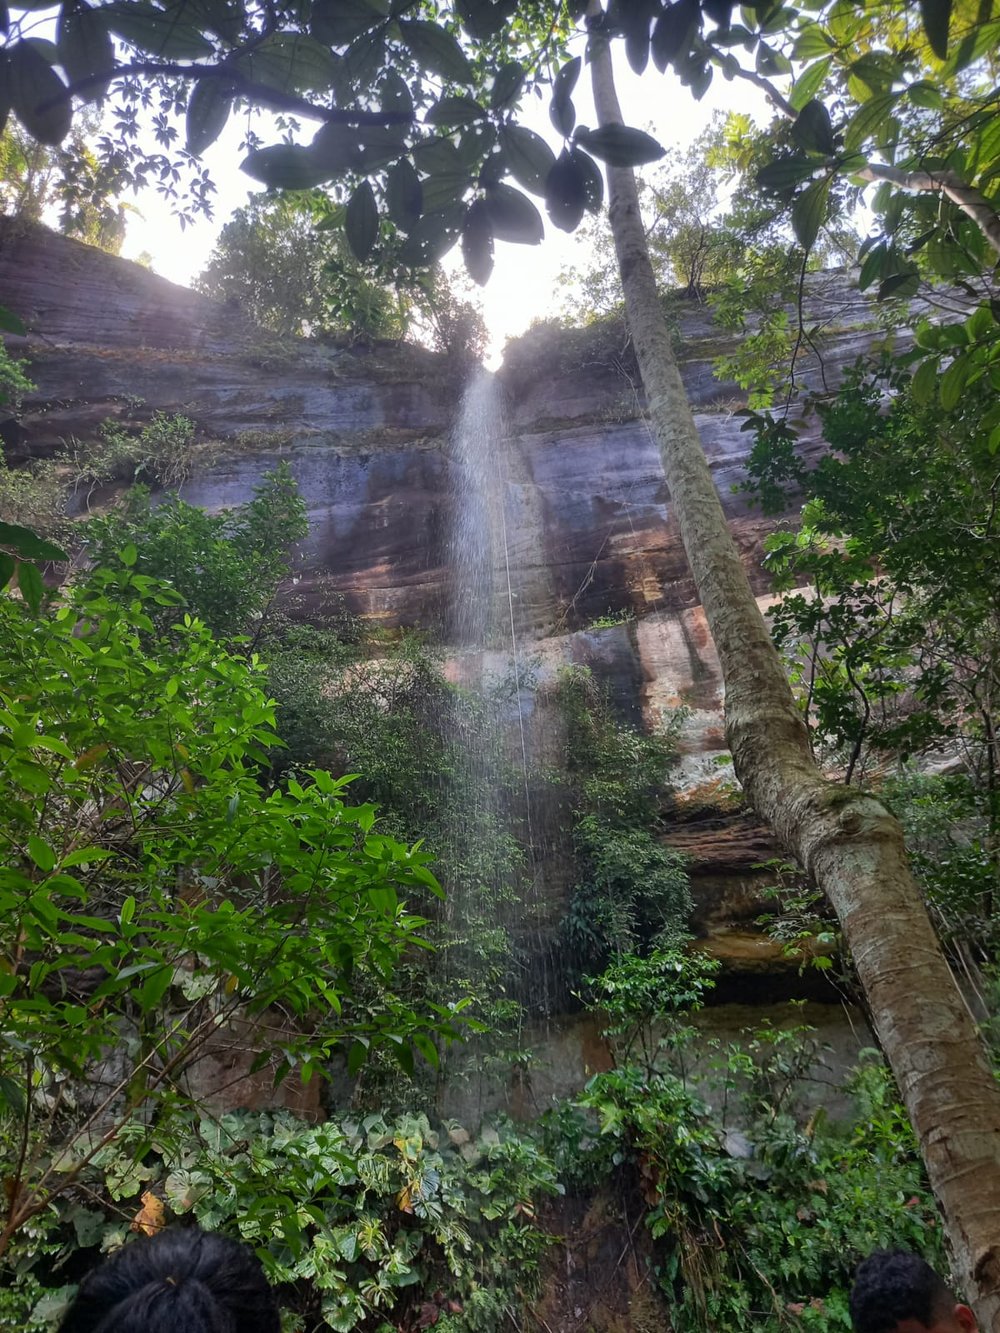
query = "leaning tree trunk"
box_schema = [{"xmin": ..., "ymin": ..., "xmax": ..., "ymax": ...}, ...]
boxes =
[{"xmin": 588, "ymin": 26, "xmax": 1000, "ymax": 1326}]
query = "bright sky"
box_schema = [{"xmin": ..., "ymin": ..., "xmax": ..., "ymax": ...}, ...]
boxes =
[{"xmin": 119, "ymin": 37, "xmax": 768, "ymax": 358}]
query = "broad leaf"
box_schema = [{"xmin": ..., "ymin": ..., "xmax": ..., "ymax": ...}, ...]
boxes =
[
  {"xmin": 499, "ymin": 124, "xmax": 556, "ymax": 196},
  {"xmin": 461, "ymin": 198, "xmax": 493, "ymax": 285},
  {"xmin": 844, "ymin": 92, "xmax": 898, "ymax": 152},
  {"xmin": 311, "ymin": 0, "xmax": 381, "ymax": 46},
  {"xmin": 483, "ymin": 182, "xmax": 543, "ymax": 244},
  {"xmin": 398, "ymin": 21, "xmax": 473, "ymax": 85},
  {"xmin": 791, "ymin": 99, "xmax": 836, "ymax": 156},
  {"xmin": 651, "ymin": 0, "xmax": 699, "ymax": 72},
  {"xmin": 385, "ymin": 158, "xmax": 423, "ymax": 229},
  {"xmin": 57, "ymin": 2, "xmax": 114, "ymax": 98},
  {"xmin": 103, "ymin": 2, "xmax": 214, "ymax": 58},
  {"xmin": 919, "ymin": 0, "xmax": 951, "ymax": 59},
  {"xmin": 424, "ymin": 94, "xmax": 486, "ymax": 127},
  {"xmin": 236, "ymin": 33, "xmax": 338, "ymax": 93},
  {"xmin": 756, "ymin": 155, "xmax": 817, "ymax": 194},
  {"xmin": 544, "ymin": 147, "xmax": 588, "ymax": 232},
  {"xmin": 313, "ymin": 121, "xmax": 364, "ymax": 174},
  {"xmin": 575, "ymin": 124, "xmax": 665, "ymax": 168},
  {"xmin": 242, "ymin": 143, "xmax": 332, "ymax": 189},
  {"xmin": 791, "ymin": 175, "xmax": 831, "ymax": 250},
  {"xmin": 9, "ymin": 40, "xmax": 72, "ymax": 144},
  {"xmin": 490, "ymin": 61, "xmax": 523, "ymax": 111},
  {"xmin": 0, "ymin": 305, "xmax": 26, "ymax": 335},
  {"xmin": 0, "ymin": 521, "xmax": 67, "ymax": 561},
  {"xmin": 185, "ymin": 78, "xmax": 232, "ymax": 155},
  {"xmin": 16, "ymin": 559, "xmax": 44, "ymax": 614},
  {"xmin": 397, "ymin": 205, "xmax": 464, "ymax": 265},
  {"xmin": 345, "ymin": 181, "xmax": 378, "ymax": 260},
  {"xmin": 789, "ymin": 58, "xmax": 831, "ymax": 113}
]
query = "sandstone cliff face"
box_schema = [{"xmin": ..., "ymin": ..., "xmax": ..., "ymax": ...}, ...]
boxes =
[{"xmin": 0, "ymin": 219, "xmax": 876, "ymax": 1005}]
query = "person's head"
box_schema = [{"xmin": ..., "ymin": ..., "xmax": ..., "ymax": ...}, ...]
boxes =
[
  {"xmin": 58, "ymin": 1226, "xmax": 281, "ymax": 1333},
  {"xmin": 850, "ymin": 1250, "xmax": 978, "ymax": 1333}
]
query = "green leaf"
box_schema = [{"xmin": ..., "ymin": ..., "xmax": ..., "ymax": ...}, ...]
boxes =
[
  {"xmin": 939, "ymin": 353, "xmax": 970, "ymax": 411},
  {"xmin": 490, "ymin": 60, "xmax": 523, "ymax": 111},
  {"xmin": 909, "ymin": 355, "xmax": 940, "ymax": 405},
  {"xmin": 418, "ymin": 169, "xmax": 469, "ymax": 213},
  {"xmin": 397, "ymin": 204, "xmax": 463, "ymax": 265},
  {"xmin": 0, "ymin": 521, "xmax": 68, "ymax": 561},
  {"xmin": 16, "ymin": 560, "xmax": 45, "ymax": 614},
  {"xmin": 241, "ymin": 143, "xmax": 332, "ymax": 190},
  {"xmin": 380, "ymin": 70, "xmax": 413, "ymax": 117},
  {"xmin": 843, "ymin": 91, "xmax": 898, "ymax": 152},
  {"xmin": 185, "ymin": 77, "xmax": 232, "ymax": 156},
  {"xmin": 424, "ymin": 94, "xmax": 485, "ymax": 126},
  {"xmin": 347, "ymin": 1039, "xmax": 368, "ymax": 1077},
  {"xmin": 575, "ymin": 124, "xmax": 665, "ymax": 168},
  {"xmin": 236, "ymin": 33, "xmax": 338, "ymax": 92},
  {"xmin": 120, "ymin": 895, "xmax": 136, "ymax": 926},
  {"xmin": 906, "ymin": 79, "xmax": 944, "ymax": 110},
  {"xmin": 791, "ymin": 99, "xmax": 836, "ymax": 156},
  {"xmin": 483, "ymin": 183, "xmax": 543, "ymax": 244},
  {"xmin": 461, "ymin": 198, "xmax": 493, "ymax": 285},
  {"xmin": 103, "ymin": 2, "xmax": 214, "ymax": 59},
  {"xmin": 552, "ymin": 54, "xmax": 581, "ymax": 102},
  {"xmin": 27, "ymin": 834, "xmax": 56, "ymax": 873},
  {"xmin": 0, "ymin": 552, "xmax": 15, "ymax": 590},
  {"xmin": 919, "ymin": 0, "xmax": 951, "ymax": 59},
  {"xmin": 791, "ymin": 23, "xmax": 833, "ymax": 60},
  {"xmin": 345, "ymin": 180, "xmax": 378, "ymax": 260},
  {"xmin": 877, "ymin": 269, "xmax": 919, "ymax": 301},
  {"xmin": 413, "ymin": 136, "xmax": 464, "ymax": 176},
  {"xmin": 756, "ymin": 156, "xmax": 819, "ymax": 193},
  {"xmin": 499, "ymin": 124, "xmax": 556, "ymax": 196},
  {"xmin": 385, "ymin": 158, "xmax": 423, "ymax": 229},
  {"xmin": 398, "ymin": 21, "xmax": 473, "ymax": 85},
  {"xmin": 550, "ymin": 90, "xmax": 576, "ymax": 139},
  {"xmin": 9, "ymin": 39, "xmax": 72, "ymax": 145},
  {"xmin": 390, "ymin": 1039, "xmax": 414, "ymax": 1078},
  {"xmin": 57, "ymin": 2, "xmax": 114, "ymax": 99},
  {"xmin": 311, "ymin": 0, "xmax": 381, "ymax": 45},
  {"xmin": 791, "ymin": 175, "xmax": 831, "ymax": 250},
  {"xmin": 312, "ymin": 121, "xmax": 364, "ymax": 175},
  {"xmin": 789, "ymin": 56, "xmax": 831, "ymax": 112}
]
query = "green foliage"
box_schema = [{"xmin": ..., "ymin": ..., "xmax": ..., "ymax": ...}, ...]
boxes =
[
  {"xmin": 1, "ymin": 1107, "xmax": 560, "ymax": 1332},
  {"xmin": 564, "ymin": 956, "xmax": 944, "ymax": 1332},
  {"xmin": 196, "ymin": 191, "xmax": 412, "ymax": 341},
  {"xmin": 0, "ymin": 566, "xmax": 454, "ymax": 1259},
  {"xmin": 83, "ymin": 460, "xmax": 308, "ymax": 640},
  {"xmin": 554, "ymin": 667, "xmax": 690, "ymax": 971}
]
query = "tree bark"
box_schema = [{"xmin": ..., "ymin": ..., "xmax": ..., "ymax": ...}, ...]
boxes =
[{"xmin": 588, "ymin": 26, "xmax": 1000, "ymax": 1327}]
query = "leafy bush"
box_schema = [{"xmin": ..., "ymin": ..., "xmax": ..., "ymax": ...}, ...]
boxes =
[
  {"xmin": 0, "ymin": 564, "xmax": 458, "ymax": 1273},
  {"xmin": 2, "ymin": 1109, "xmax": 560, "ymax": 1333}
]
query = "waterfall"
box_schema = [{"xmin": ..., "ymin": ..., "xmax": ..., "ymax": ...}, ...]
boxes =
[{"xmin": 443, "ymin": 370, "xmax": 553, "ymax": 1055}]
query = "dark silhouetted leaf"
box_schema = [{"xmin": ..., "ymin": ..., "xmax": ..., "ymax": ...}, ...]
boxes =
[
  {"xmin": 386, "ymin": 159, "xmax": 423, "ymax": 229},
  {"xmin": 0, "ymin": 521, "xmax": 68, "ymax": 561},
  {"xmin": 756, "ymin": 155, "xmax": 817, "ymax": 194},
  {"xmin": 651, "ymin": 0, "xmax": 699, "ymax": 71},
  {"xmin": 58, "ymin": 2, "xmax": 114, "ymax": 98},
  {"xmin": 425, "ymin": 94, "xmax": 486, "ymax": 126},
  {"xmin": 791, "ymin": 99, "xmax": 836, "ymax": 156},
  {"xmin": 462, "ymin": 198, "xmax": 493, "ymax": 285},
  {"xmin": 791, "ymin": 174, "xmax": 831, "ymax": 250},
  {"xmin": 312, "ymin": 121, "xmax": 364, "ymax": 174},
  {"xmin": 345, "ymin": 180, "xmax": 378, "ymax": 260},
  {"xmin": 789, "ymin": 57, "xmax": 831, "ymax": 112},
  {"xmin": 185, "ymin": 77, "xmax": 232, "ymax": 155},
  {"xmin": 236, "ymin": 33, "xmax": 338, "ymax": 92},
  {"xmin": 242, "ymin": 142, "xmax": 331, "ymax": 189},
  {"xmin": 311, "ymin": 0, "xmax": 381, "ymax": 45},
  {"xmin": 398, "ymin": 205, "xmax": 464, "ymax": 265},
  {"xmin": 844, "ymin": 91, "xmax": 897, "ymax": 151},
  {"xmin": 575, "ymin": 123, "xmax": 664, "ymax": 168},
  {"xmin": 499, "ymin": 124, "xmax": 556, "ymax": 196},
  {"xmin": 545, "ymin": 147, "xmax": 587, "ymax": 232},
  {"xmin": 104, "ymin": 2, "xmax": 213, "ymax": 58},
  {"xmin": 919, "ymin": 0, "xmax": 951, "ymax": 59},
  {"xmin": 877, "ymin": 269, "xmax": 920, "ymax": 302},
  {"xmin": 414, "ymin": 135, "xmax": 464, "ymax": 176},
  {"xmin": 419, "ymin": 169, "xmax": 469, "ymax": 212},
  {"xmin": 9, "ymin": 39, "xmax": 71, "ymax": 144},
  {"xmin": 398, "ymin": 20, "xmax": 473, "ymax": 85},
  {"xmin": 0, "ymin": 553, "xmax": 14, "ymax": 590},
  {"xmin": 380, "ymin": 70, "xmax": 413, "ymax": 117},
  {"xmin": 490, "ymin": 60, "xmax": 523, "ymax": 110},
  {"xmin": 484, "ymin": 182, "xmax": 543, "ymax": 244}
]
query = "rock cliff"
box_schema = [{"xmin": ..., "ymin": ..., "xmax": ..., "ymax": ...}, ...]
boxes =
[{"xmin": 0, "ymin": 218, "xmax": 878, "ymax": 1008}]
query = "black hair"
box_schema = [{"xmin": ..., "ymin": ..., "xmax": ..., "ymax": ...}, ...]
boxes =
[
  {"xmin": 850, "ymin": 1249, "xmax": 955, "ymax": 1333},
  {"xmin": 58, "ymin": 1227, "xmax": 281, "ymax": 1333}
]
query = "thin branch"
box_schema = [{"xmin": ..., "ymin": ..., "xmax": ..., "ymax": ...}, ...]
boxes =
[
  {"xmin": 858, "ymin": 163, "xmax": 1000, "ymax": 262},
  {"xmin": 45, "ymin": 61, "xmax": 415, "ymax": 128}
]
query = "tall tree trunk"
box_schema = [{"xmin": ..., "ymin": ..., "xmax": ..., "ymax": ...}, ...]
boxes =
[{"xmin": 587, "ymin": 27, "xmax": 1000, "ymax": 1326}]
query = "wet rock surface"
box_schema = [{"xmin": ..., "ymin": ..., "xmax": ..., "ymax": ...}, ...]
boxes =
[{"xmin": 1, "ymin": 221, "xmax": 874, "ymax": 1025}]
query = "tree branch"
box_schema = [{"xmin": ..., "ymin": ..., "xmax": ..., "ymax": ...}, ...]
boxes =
[
  {"xmin": 46, "ymin": 60, "xmax": 414, "ymax": 128},
  {"xmin": 858, "ymin": 163, "xmax": 1000, "ymax": 262}
]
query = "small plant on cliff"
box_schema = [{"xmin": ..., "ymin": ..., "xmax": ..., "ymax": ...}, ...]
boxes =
[{"xmin": 554, "ymin": 667, "xmax": 690, "ymax": 976}]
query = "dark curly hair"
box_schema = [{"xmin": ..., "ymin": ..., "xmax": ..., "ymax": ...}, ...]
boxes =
[
  {"xmin": 849, "ymin": 1250, "xmax": 955, "ymax": 1333},
  {"xmin": 58, "ymin": 1227, "xmax": 281, "ymax": 1333}
]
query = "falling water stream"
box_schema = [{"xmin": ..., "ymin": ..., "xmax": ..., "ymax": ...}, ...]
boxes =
[{"xmin": 445, "ymin": 370, "xmax": 555, "ymax": 1030}]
